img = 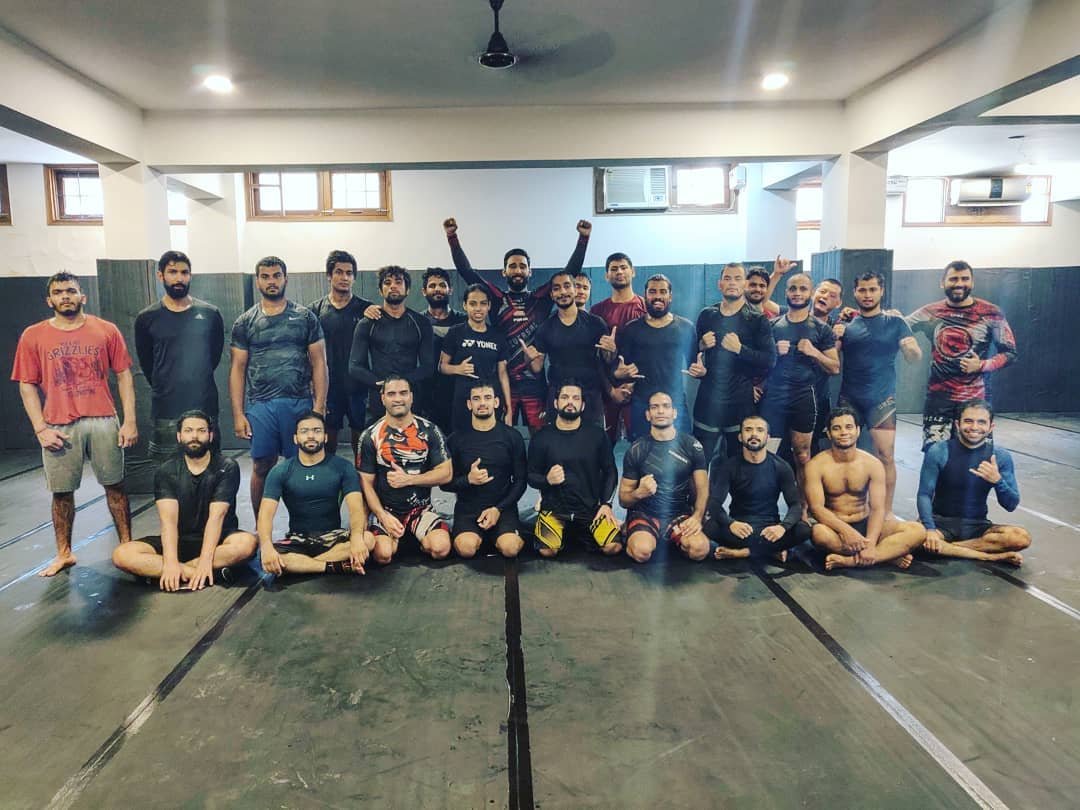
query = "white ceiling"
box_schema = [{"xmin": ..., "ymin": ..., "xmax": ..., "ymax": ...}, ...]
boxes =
[{"xmin": 0, "ymin": 0, "xmax": 1010, "ymax": 111}]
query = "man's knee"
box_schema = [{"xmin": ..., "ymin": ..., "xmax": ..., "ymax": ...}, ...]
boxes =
[
  {"xmin": 453, "ymin": 533, "xmax": 481, "ymax": 559},
  {"xmin": 1000, "ymin": 525, "xmax": 1031, "ymax": 550},
  {"xmin": 372, "ymin": 537, "xmax": 395, "ymax": 564},
  {"xmin": 538, "ymin": 546, "xmax": 558, "ymax": 558},
  {"xmin": 111, "ymin": 542, "xmax": 140, "ymax": 570},
  {"xmin": 496, "ymin": 533, "xmax": 523, "ymax": 558},
  {"xmin": 682, "ymin": 535, "xmax": 710, "ymax": 561},
  {"xmin": 626, "ymin": 533, "xmax": 655, "ymax": 563},
  {"xmin": 811, "ymin": 523, "xmax": 835, "ymax": 547},
  {"xmin": 226, "ymin": 531, "xmax": 258, "ymax": 557},
  {"xmin": 424, "ymin": 530, "xmax": 452, "ymax": 559}
]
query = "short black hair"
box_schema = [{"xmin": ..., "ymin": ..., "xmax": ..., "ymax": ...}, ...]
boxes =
[
  {"xmin": 721, "ymin": 262, "xmax": 745, "ymax": 275},
  {"xmin": 855, "ymin": 271, "xmax": 885, "ymax": 288},
  {"xmin": 294, "ymin": 410, "xmax": 326, "ymax": 431},
  {"xmin": 647, "ymin": 390, "xmax": 674, "ymax": 406},
  {"xmin": 820, "ymin": 277, "xmax": 843, "ymax": 293},
  {"xmin": 378, "ymin": 265, "xmax": 411, "ymax": 291},
  {"xmin": 175, "ymin": 409, "xmax": 213, "ymax": 433},
  {"xmin": 325, "ymin": 250, "xmax": 357, "ymax": 276},
  {"xmin": 746, "ymin": 267, "xmax": 770, "ymax": 285},
  {"xmin": 158, "ymin": 250, "xmax": 191, "ymax": 273},
  {"xmin": 467, "ymin": 378, "xmax": 498, "ymax": 398},
  {"xmin": 464, "ymin": 283, "xmax": 491, "ymax": 303},
  {"xmin": 422, "ymin": 267, "xmax": 451, "ymax": 287},
  {"xmin": 943, "ymin": 259, "xmax": 973, "ymax": 280},
  {"xmin": 551, "ymin": 269, "xmax": 575, "ymax": 286},
  {"xmin": 957, "ymin": 398, "xmax": 993, "ymax": 422},
  {"xmin": 256, "ymin": 256, "xmax": 287, "ymax": 276},
  {"xmin": 379, "ymin": 373, "xmax": 411, "ymax": 393},
  {"xmin": 605, "ymin": 252, "xmax": 633, "ymax": 270},
  {"xmin": 645, "ymin": 273, "xmax": 671, "ymax": 291},
  {"xmin": 741, "ymin": 414, "xmax": 769, "ymax": 431},
  {"xmin": 828, "ymin": 404, "xmax": 861, "ymax": 428},
  {"xmin": 45, "ymin": 271, "xmax": 80, "ymax": 295},
  {"xmin": 556, "ymin": 378, "xmax": 585, "ymax": 399},
  {"xmin": 503, "ymin": 248, "xmax": 531, "ymax": 269}
]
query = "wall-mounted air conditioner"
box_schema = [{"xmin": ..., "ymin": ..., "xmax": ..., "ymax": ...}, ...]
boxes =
[
  {"xmin": 602, "ymin": 166, "xmax": 670, "ymax": 210},
  {"xmin": 950, "ymin": 177, "xmax": 1031, "ymax": 207}
]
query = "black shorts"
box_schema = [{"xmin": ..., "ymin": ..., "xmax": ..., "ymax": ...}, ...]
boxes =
[
  {"xmin": 702, "ymin": 518, "xmax": 811, "ymax": 558},
  {"xmin": 370, "ymin": 504, "xmax": 450, "ymax": 545},
  {"xmin": 453, "ymin": 508, "xmax": 522, "ymax": 546},
  {"xmin": 140, "ymin": 534, "xmax": 212, "ymax": 560},
  {"xmin": 760, "ymin": 385, "xmax": 818, "ymax": 436},
  {"xmin": 933, "ymin": 515, "xmax": 996, "ymax": 542},
  {"xmin": 272, "ymin": 527, "xmax": 350, "ymax": 556}
]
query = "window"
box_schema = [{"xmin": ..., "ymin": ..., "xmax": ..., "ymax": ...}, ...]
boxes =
[
  {"xmin": 795, "ymin": 184, "xmax": 821, "ymax": 265},
  {"xmin": 168, "ymin": 190, "xmax": 188, "ymax": 225},
  {"xmin": 0, "ymin": 165, "xmax": 10, "ymax": 225},
  {"xmin": 670, "ymin": 165, "xmax": 731, "ymax": 211},
  {"xmin": 45, "ymin": 165, "xmax": 103, "ymax": 225},
  {"xmin": 245, "ymin": 170, "xmax": 391, "ymax": 221},
  {"xmin": 902, "ymin": 175, "xmax": 1051, "ymax": 226}
]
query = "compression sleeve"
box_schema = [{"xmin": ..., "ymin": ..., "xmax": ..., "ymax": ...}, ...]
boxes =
[
  {"xmin": 526, "ymin": 432, "xmax": 550, "ymax": 491},
  {"xmin": 496, "ymin": 430, "xmax": 529, "ymax": 512},
  {"xmin": 597, "ymin": 432, "xmax": 617, "ymax": 506},
  {"xmin": 403, "ymin": 315, "xmax": 435, "ymax": 386},
  {"xmin": 917, "ymin": 441, "xmax": 948, "ymax": 529},
  {"xmin": 706, "ymin": 457, "xmax": 733, "ymax": 527},
  {"xmin": 348, "ymin": 319, "xmax": 378, "ymax": 388},
  {"xmin": 776, "ymin": 458, "xmax": 801, "ymax": 529},
  {"xmin": 210, "ymin": 309, "xmax": 225, "ymax": 370},
  {"xmin": 984, "ymin": 313, "xmax": 1018, "ymax": 372},
  {"xmin": 740, "ymin": 313, "xmax": 778, "ymax": 371},
  {"xmin": 992, "ymin": 448, "xmax": 1020, "ymax": 512}
]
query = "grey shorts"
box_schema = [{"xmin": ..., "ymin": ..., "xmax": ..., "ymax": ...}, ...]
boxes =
[{"xmin": 42, "ymin": 416, "xmax": 125, "ymax": 493}]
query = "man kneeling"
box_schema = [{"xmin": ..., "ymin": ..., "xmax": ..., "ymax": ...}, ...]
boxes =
[
  {"xmin": 620, "ymin": 391, "xmax": 709, "ymax": 562},
  {"xmin": 258, "ymin": 411, "xmax": 371, "ymax": 577},
  {"xmin": 804, "ymin": 406, "xmax": 925, "ymax": 570},
  {"xmin": 114, "ymin": 410, "xmax": 256, "ymax": 590}
]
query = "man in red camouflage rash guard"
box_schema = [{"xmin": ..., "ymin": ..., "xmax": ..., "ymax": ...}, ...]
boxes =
[
  {"xmin": 905, "ymin": 260, "xmax": 1017, "ymax": 449},
  {"xmin": 442, "ymin": 216, "xmax": 591, "ymax": 434}
]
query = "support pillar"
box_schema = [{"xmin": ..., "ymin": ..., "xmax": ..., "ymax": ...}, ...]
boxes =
[{"xmin": 820, "ymin": 152, "xmax": 888, "ymax": 251}]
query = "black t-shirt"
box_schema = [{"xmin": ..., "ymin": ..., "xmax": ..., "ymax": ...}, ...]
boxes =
[
  {"xmin": 707, "ymin": 452, "xmax": 801, "ymax": 528},
  {"xmin": 527, "ymin": 421, "xmax": 616, "ymax": 515},
  {"xmin": 308, "ymin": 295, "xmax": 373, "ymax": 393},
  {"xmin": 694, "ymin": 304, "xmax": 777, "ymax": 399},
  {"xmin": 767, "ymin": 314, "xmax": 836, "ymax": 393},
  {"xmin": 263, "ymin": 453, "xmax": 360, "ymax": 535},
  {"xmin": 441, "ymin": 323, "xmax": 510, "ymax": 392},
  {"xmin": 622, "ymin": 431, "xmax": 706, "ymax": 517},
  {"xmin": 357, "ymin": 415, "xmax": 449, "ymax": 513},
  {"xmin": 154, "ymin": 453, "xmax": 240, "ymax": 538},
  {"xmin": 616, "ymin": 315, "xmax": 696, "ymax": 403},
  {"xmin": 533, "ymin": 310, "xmax": 608, "ymax": 392},
  {"xmin": 349, "ymin": 309, "xmax": 436, "ymax": 408},
  {"xmin": 134, "ymin": 299, "xmax": 224, "ymax": 420},
  {"xmin": 445, "ymin": 422, "xmax": 527, "ymax": 515}
]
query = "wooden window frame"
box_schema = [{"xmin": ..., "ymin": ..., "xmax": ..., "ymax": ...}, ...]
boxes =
[
  {"xmin": 45, "ymin": 165, "xmax": 103, "ymax": 225},
  {"xmin": 902, "ymin": 175, "xmax": 1052, "ymax": 227},
  {"xmin": 0, "ymin": 165, "xmax": 10, "ymax": 226},
  {"xmin": 668, "ymin": 163, "xmax": 734, "ymax": 213},
  {"xmin": 245, "ymin": 170, "xmax": 392, "ymax": 222}
]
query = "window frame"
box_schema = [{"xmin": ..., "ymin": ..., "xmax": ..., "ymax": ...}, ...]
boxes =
[
  {"xmin": 245, "ymin": 169, "xmax": 392, "ymax": 222},
  {"xmin": 0, "ymin": 165, "xmax": 10, "ymax": 226},
  {"xmin": 45, "ymin": 164, "xmax": 104, "ymax": 226},
  {"xmin": 902, "ymin": 175, "xmax": 1053, "ymax": 227},
  {"xmin": 795, "ymin": 181, "xmax": 822, "ymax": 230}
]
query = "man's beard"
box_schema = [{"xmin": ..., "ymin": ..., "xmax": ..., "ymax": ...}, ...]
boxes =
[
  {"xmin": 945, "ymin": 286, "xmax": 970, "ymax": 303},
  {"xmin": 165, "ymin": 283, "xmax": 190, "ymax": 300},
  {"xmin": 506, "ymin": 275, "xmax": 528, "ymax": 292},
  {"xmin": 425, "ymin": 293, "xmax": 448, "ymax": 309},
  {"xmin": 646, "ymin": 300, "xmax": 669, "ymax": 317},
  {"xmin": 261, "ymin": 288, "xmax": 285, "ymax": 301},
  {"xmin": 300, "ymin": 439, "xmax": 326, "ymax": 454},
  {"xmin": 722, "ymin": 290, "xmax": 744, "ymax": 302},
  {"xmin": 788, "ymin": 297, "xmax": 811, "ymax": 310},
  {"xmin": 745, "ymin": 289, "xmax": 766, "ymax": 304},
  {"xmin": 472, "ymin": 409, "xmax": 495, "ymax": 421},
  {"xmin": 555, "ymin": 298, "xmax": 574, "ymax": 310},
  {"xmin": 556, "ymin": 406, "xmax": 580, "ymax": 420},
  {"xmin": 740, "ymin": 437, "xmax": 764, "ymax": 451},
  {"xmin": 384, "ymin": 292, "xmax": 407, "ymax": 305},
  {"xmin": 610, "ymin": 279, "xmax": 630, "ymax": 290},
  {"xmin": 52, "ymin": 301, "xmax": 83, "ymax": 316},
  {"xmin": 182, "ymin": 440, "xmax": 211, "ymax": 459}
]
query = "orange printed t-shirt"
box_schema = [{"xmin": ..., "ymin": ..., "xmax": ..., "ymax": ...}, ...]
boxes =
[{"xmin": 11, "ymin": 315, "xmax": 133, "ymax": 425}]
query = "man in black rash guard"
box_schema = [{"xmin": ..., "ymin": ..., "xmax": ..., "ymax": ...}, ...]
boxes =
[
  {"xmin": 693, "ymin": 262, "xmax": 777, "ymax": 464},
  {"xmin": 442, "ymin": 216, "xmax": 591, "ymax": 433},
  {"xmin": 349, "ymin": 266, "xmax": 435, "ymax": 426},
  {"xmin": 307, "ymin": 249, "xmax": 379, "ymax": 457},
  {"xmin": 256, "ymin": 411, "xmax": 371, "ymax": 578},
  {"xmin": 704, "ymin": 415, "xmax": 810, "ymax": 562},
  {"xmin": 527, "ymin": 381, "xmax": 621, "ymax": 557},
  {"xmin": 440, "ymin": 284, "xmax": 512, "ymax": 432},
  {"xmin": 444, "ymin": 381, "xmax": 527, "ymax": 558},
  {"xmin": 523, "ymin": 270, "xmax": 610, "ymax": 427},
  {"xmin": 134, "ymin": 251, "xmax": 225, "ymax": 469},
  {"xmin": 113, "ymin": 410, "xmax": 257, "ymax": 590},
  {"xmin": 420, "ymin": 267, "xmax": 466, "ymax": 436},
  {"xmin": 620, "ymin": 391, "xmax": 709, "ymax": 563},
  {"xmin": 613, "ymin": 273, "xmax": 699, "ymax": 442}
]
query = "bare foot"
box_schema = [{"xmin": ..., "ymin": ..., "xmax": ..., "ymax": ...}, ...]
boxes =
[
  {"xmin": 39, "ymin": 554, "xmax": 77, "ymax": 576},
  {"xmin": 989, "ymin": 551, "xmax": 1023, "ymax": 567},
  {"xmin": 773, "ymin": 550, "xmax": 788, "ymax": 563},
  {"xmin": 892, "ymin": 553, "xmax": 914, "ymax": 569},
  {"xmin": 714, "ymin": 546, "xmax": 749, "ymax": 560},
  {"xmin": 825, "ymin": 553, "xmax": 856, "ymax": 570}
]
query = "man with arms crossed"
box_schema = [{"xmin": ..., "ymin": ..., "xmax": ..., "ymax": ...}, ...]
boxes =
[
  {"xmin": 527, "ymin": 381, "xmax": 621, "ymax": 557},
  {"xmin": 230, "ymin": 256, "xmax": 328, "ymax": 520},
  {"xmin": 917, "ymin": 399, "xmax": 1028, "ymax": 565},
  {"xmin": 804, "ymin": 406, "xmax": 925, "ymax": 570},
  {"xmin": 12, "ymin": 272, "xmax": 138, "ymax": 576},
  {"xmin": 113, "ymin": 410, "xmax": 257, "ymax": 590},
  {"xmin": 705, "ymin": 415, "xmax": 810, "ymax": 562},
  {"xmin": 620, "ymin": 391, "xmax": 710, "ymax": 563},
  {"xmin": 834, "ymin": 271, "xmax": 921, "ymax": 512},
  {"xmin": 357, "ymin": 376, "xmax": 453, "ymax": 564},
  {"xmin": 444, "ymin": 380, "xmax": 527, "ymax": 559},
  {"xmin": 905, "ymin": 260, "xmax": 1017, "ymax": 449},
  {"xmin": 258, "ymin": 411, "xmax": 370, "ymax": 577},
  {"xmin": 134, "ymin": 250, "xmax": 225, "ymax": 467},
  {"xmin": 443, "ymin": 217, "xmax": 591, "ymax": 432}
]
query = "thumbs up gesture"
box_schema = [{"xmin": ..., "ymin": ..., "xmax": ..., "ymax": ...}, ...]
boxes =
[
  {"xmin": 596, "ymin": 326, "xmax": 618, "ymax": 355},
  {"xmin": 468, "ymin": 457, "xmax": 491, "ymax": 485},
  {"xmin": 519, "ymin": 338, "xmax": 540, "ymax": 362},
  {"xmin": 684, "ymin": 352, "xmax": 707, "ymax": 378},
  {"xmin": 386, "ymin": 460, "xmax": 411, "ymax": 489}
]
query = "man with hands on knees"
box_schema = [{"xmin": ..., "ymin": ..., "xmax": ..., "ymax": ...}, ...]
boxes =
[{"xmin": 257, "ymin": 411, "xmax": 371, "ymax": 578}]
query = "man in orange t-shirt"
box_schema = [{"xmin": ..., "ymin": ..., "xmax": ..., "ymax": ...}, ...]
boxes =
[{"xmin": 11, "ymin": 272, "xmax": 138, "ymax": 577}]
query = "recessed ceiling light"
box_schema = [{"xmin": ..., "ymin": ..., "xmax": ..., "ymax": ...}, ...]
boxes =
[
  {"xmin": 202, "ymin": 75, "xmax": 234, "ymax": 94},
  {"xmin": 761, "ymin": 72, "xmax": 790, "ymax": 91}
]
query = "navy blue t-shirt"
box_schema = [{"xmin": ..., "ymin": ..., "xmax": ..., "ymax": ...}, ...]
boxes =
[{"xmin": 840, "ymin": 313, "xmax": 913, "ymax": 404}]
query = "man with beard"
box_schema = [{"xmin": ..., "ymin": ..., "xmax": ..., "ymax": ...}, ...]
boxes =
[
  {"xmin": 420, "ymin": 267, "xmax": 466, "ymax": 435},
  {"xmin": 804, "ymin": 406, "xmax": 925, "ymax": 570},
  {"xmin": 917, "ymin": 399, "xmax": 1028, "ymax": 566},
  {"xmin": 528, "ymin": 381, "xmax": 621, "ymax": 557},
  {"xmin": 744, "ymin": 267, "xmax": 774, "ymax": 315},
  {"xmin": 693, "ymin": 262, "xmax": 777, "ymax": 464},
  {"xmin": 705, "ymin": 415, "xmax": 810, "ymax": 562},
  {"xmin": 834, "ymin": 272, "xmax": 922, "ymax": 512},
  {"xmin": 591, "ymin": 252, "xmax": 646, "ymax": 444},
  {"xmin": 620, "ymin": 391, "xmax": 710, "ymax": 563},
  {"xmin": 444, "ymin": 381, "xmax": 527, "ymax": 559},
  {"xmin": 112, "ymin": 410, "xmax": 257, "ymax": 589},
  {"xmin": 12, "ymin": 272, "xmax": 138, "ymax": 576},
  {"xmin": 307, "ymin": 250, "xmax": 379, "ymax": 457},
  {"xmin": 134, "ymin": 251, "xmax": 225, "ymax": 468},
  {"xmin": 258, "ymin": 411, "xmax": 371, "ymax": 577},
  {"xmin": 613, "ymin": 274, "xmax": 700, "ymax": 441},
  {"xmin": 442, "ymin": 217, "xmax": 591, "ymax": 433},
  {"xmin": 759, "ymin": 272, "xmax": 839, "ymax": 485},
  {"xmin": 524, "ymin": 270, "xmax": 610, "ymax": 427},
  {"xmin": 357, "ymin": 376, "xmax": 453, "ymax": 564},
  {"xmin": 349, "ymin": 265, "xmax": 436, "ymax": 426},
  {"xmin": 230, "ymin": 256, "xmax": 328, "ymax": 521},
  {"xmin": 905, "ymin": 261, "xmax": 1018, "ymax": 449}
]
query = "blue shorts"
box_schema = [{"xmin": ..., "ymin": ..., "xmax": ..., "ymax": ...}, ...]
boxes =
[
  {"xmin": 246, "ymin": 397, "xmax": 313, "ymax": 460},
  {"xmin": 325, "ymin": 385, "xmax": 368, "ymax": 431}
]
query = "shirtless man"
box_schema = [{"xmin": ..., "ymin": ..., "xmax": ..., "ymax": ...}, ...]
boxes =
[{"xmin": 804, "ymin": 405, "xmax": 925, "ymax": 570}]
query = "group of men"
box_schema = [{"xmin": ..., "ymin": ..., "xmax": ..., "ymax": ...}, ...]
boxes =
[{"xmin": 10, "ymin": 220, "xmax": 1030, "ymax": 588}]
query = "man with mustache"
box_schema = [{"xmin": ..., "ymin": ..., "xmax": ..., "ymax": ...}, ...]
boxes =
[
  {"xmin": 443, "ymin": 217, "xmax": 591, "ymax": 434},
  {"xmin": 112, "ymin": 410, "xmax": 256, "ymax": 590},
  {"xmin": 135, "ymin": 251, "xmax": 225, "ymax": 470},
  {"xmin": 230, "ymin": 256, "xmax": 328, "ymax": 521},
  {"xmin": 419, "ymin": 267, "xmax": 466, "ymax": 435},
  {"xmin": 12, "ymin": 271, "xmax": 139, "ymax": 576},
  {"xmin": 905, "ymin": 261, "xmax": 1017, "ymax": 449}
]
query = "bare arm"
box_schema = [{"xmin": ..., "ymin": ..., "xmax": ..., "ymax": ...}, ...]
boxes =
[
  {"xmin": 618, "ymin": 476, "xmax": 645, "ymax": 509},
  {"xmin": 359, "ymin": 471, "xmax": 386, "ymax": 517},
  {"xmin": 405, "ymin": 459, "xmax": 452, "ymax": 487},
  {"xmin": 229, "ymin": 347, "xmax": 250, "ymax": 438},
  {"xmin": 691, "ymin": 469, "xmax": 709, "ymax": 523},
  {"xmin": 343, "ymin": 491, "xmax": 368, "ymax": 544},
  {"xmin": 307, "ymin": 339, "xmax": 329, "ymax": 415},
  {"xmin": 156, "ymin": 499, "xmax": 181, "ymax": 564},
  {"xmin": 115, "ymin": 368, "xmax": 138, "ymax": 446},
  {"xmin": 18, "ymin": 382, "xmax": 49, "ymax": 436}
]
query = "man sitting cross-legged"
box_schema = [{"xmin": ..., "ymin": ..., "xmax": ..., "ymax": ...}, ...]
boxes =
[
  {"xmin": 444, "ymin": 380, "xmax": 527, "ymax": 559},
  {"xmin": 620, "ymin": 391, "xmax": 710, "ymax": 563},
  {"xmin": 257, "ymin": 411, "xmax": 372, "ymax": 577},
  {"xmin": 917, "ymin": 398, "xmax": 1028, "ymax": 566},
  {"xmin": 804, "ymin": 406, "xmax": 925, "ymax": 570},
  {"xmin": 114, "ymin": 410, "xmax": 257, "ymax": 591},
  {"xmin": 704, "ymin": 415, "xmax": 810, "ymax": 563}
]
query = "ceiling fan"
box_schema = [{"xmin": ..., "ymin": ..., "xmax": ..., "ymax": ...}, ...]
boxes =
[{"xmin": 478, "ymin": 0, "xmax": 518, "ymax": 69}]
